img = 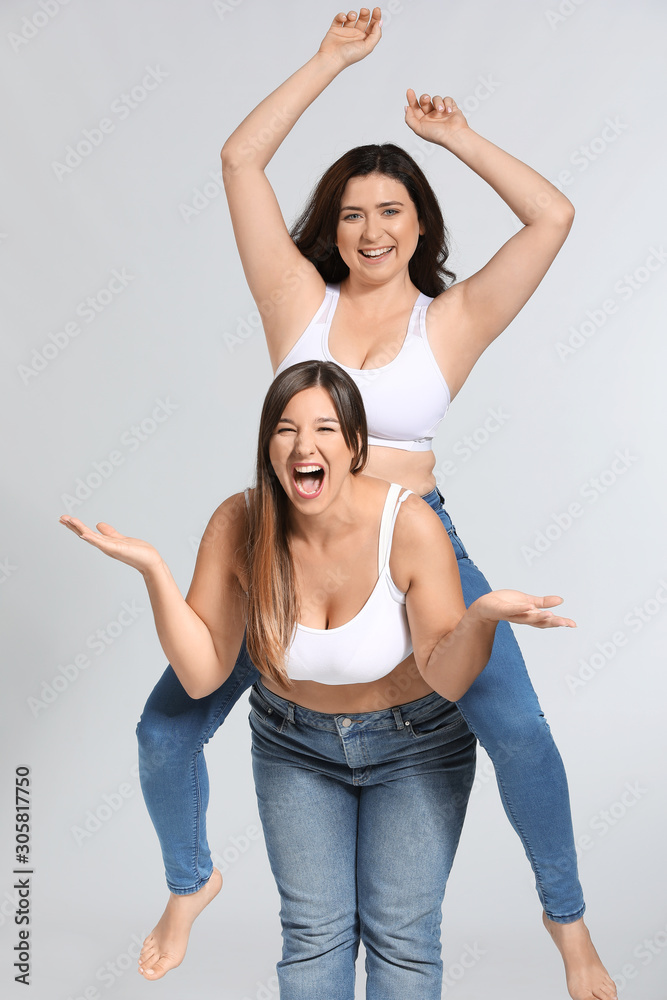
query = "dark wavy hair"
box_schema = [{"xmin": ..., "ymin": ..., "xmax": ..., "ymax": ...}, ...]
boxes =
[
  {"xmin": 246, "ymin": 361, "xmax": 368, "ymax": 687},
  {"xmin": 290, "ymin": 143, "xmax": 455, "ymax": 297}
]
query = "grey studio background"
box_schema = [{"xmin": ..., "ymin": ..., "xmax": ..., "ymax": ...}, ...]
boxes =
[{"xmin": 1, "ymin": 0, "xmax": 666, "ymax": 998}]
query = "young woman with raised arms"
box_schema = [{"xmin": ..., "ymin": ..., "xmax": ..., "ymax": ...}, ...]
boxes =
[{"xmin": 62, "ymin": 361, "xmax": 579, "ymax": 998}]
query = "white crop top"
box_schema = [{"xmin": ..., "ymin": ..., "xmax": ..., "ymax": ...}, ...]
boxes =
[
  {"xmin": 275, "ymin": 283, "xmax": 451, "ymax": 452},
  {"xmin": 286, "ymin": 483, "xmax": 414, "ymax": 685}
]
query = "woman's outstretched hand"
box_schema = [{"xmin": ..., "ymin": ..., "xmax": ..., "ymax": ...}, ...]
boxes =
[
  {"xmin": 404, "ymin": 89, "xmax": 469, "ymax": 145},
  {"xmin": 319, "ymin": 8, "xmax": 382, "ymax": 68},
  {"xmin": 59, "ymin": 516, "xmax": 163, "ymax": 576},
  {"xmin": 474, "ymin": 591, "xmax": 576, "ymax": 629}
]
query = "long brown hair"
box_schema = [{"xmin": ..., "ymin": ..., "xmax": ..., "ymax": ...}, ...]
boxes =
[
  {"xmin": 290, "ymin": 143, "xmax": 456, "ymax": 297},
  {"xmin": 245, "ymin": 361, "xmax": 368, "ymax": 687}
]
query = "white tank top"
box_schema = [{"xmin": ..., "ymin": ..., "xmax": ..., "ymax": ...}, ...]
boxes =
[
  {"xmin": 286, "ymin": 483, "xmax": 414, "ymax": 684},
  {"xmin": 275, "ymin": 284, "xmax": 451, "ymax": 452}
]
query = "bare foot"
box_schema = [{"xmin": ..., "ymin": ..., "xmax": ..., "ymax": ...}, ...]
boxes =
[
  {"xmin": 138, "ymin": 868, "xmax": 223, "ymax": 980},
  {"xmin": 543, "ymin": 912, "xmax": 618, "ymax": 1000}
]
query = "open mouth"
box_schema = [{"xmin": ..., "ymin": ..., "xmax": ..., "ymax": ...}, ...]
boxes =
[
  {"xmin": 292, "ymin": 464, "xmax": 325, "ymax": 498},
  {"xmin": 359, "ymin": 247, "xmax": 394, "ymax": 261}
]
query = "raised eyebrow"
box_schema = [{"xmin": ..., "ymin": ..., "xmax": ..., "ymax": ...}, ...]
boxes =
[{"xmin": 339, "ymin": 201, "xmax": 405, "ymax": 212}]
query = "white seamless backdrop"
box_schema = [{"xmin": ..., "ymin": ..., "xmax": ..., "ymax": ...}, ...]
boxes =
[{"xmin": 1, "ymin": 1, "xmax": 666, "ymax": 998}]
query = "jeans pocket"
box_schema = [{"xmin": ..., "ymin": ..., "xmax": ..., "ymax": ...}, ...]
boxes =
[
  {"xmin": 407, "ymin": 703, "xmax": 468, "ymax": 739},
  {"xmin": 248, "ymin": 686, "xmax": 286, "ymax": 732}
]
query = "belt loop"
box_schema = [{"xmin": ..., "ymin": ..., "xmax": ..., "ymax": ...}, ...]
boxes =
[
  {"xmin": 286, "ymin": 701, "xmax": 295, "ymax": 724},
  {"xmin": 391, "ymin": 706, "xmax": 405, "ymax": 730},
  {"xmin": 436, "ymin": 488, "xmax": 445, "ymax": 504}
]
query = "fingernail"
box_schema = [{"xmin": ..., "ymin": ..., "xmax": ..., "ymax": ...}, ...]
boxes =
[{"xmin": 404, "ymin": 105, "xmax": 408, "ymax": 113}]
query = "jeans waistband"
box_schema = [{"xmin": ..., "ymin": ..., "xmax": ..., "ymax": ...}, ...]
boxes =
[
  {"xmin": 420, "ymin": 487, "xmax": 445, "ymax": 506},
  {"xmin": 254, "ymin": 679, "xmax": 449, "ymax": 733}
]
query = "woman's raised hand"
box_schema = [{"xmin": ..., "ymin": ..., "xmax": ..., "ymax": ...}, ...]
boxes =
[
  {"xmin": 60, "ymin": 516, "xmax": 163, "ymax": 576},
  {"xmin": 474, "ymin": 590, "xmax": 577, "ymax": 629},
  {"xmin": 404, "ymin": 89, "xmax": 469, "ymax": 145},
  {"xmin": 319, "ymin": 8, "xmax": 382, "ymax": 68}
]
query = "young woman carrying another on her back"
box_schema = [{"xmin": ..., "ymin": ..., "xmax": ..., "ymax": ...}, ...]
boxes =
[
  {"xmin": 134, "ymin": 9, "xmax": 616, "ymax": 999},
  {"xmin": 62, "ymin": 362, "xmax": 579, "ymax": 998}
]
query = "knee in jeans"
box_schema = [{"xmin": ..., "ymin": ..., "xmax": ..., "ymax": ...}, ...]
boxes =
[
  {"xmin": 359, "ymin": 904, "xmax": 441, "ymax": 965},
  {"xmin": 283, "ymin": 916, "xmax": 358, "ymax": 963},
  {"xmin": 136, "ymin": 712, "xmax": 187, "ymax": 770}
]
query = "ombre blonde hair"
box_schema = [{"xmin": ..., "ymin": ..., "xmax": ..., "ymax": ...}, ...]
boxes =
[{"xmin": 245, "ymin": 361, "xmax": 367, "ymax": 687}]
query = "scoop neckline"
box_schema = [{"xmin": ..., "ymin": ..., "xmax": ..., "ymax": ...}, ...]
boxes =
[
  {"xmin": 324, "ymin": 284, "xmax": 426, "ymax": 376},
  {"xmin": 296, "ymin": 570, "xmax": 385, "ymax": 634},
  {"xmin": 295, "ymin": 481, "xmax": 398, "ymax": 634}
]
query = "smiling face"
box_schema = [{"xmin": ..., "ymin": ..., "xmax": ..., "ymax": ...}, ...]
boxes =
[
  {"xmin": 268, "ymin": 386, "xmax": 356, "ymax": 511},
  {"xmin": 335, "ymin": 172, "xmax": 424, "ymax": 283}
]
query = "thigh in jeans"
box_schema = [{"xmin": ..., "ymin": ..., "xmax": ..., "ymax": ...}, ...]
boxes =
[
  {"xmin": 357, "ymin": 696, "xmax": 476, "ymax": 1000},
  {"xmin": 249, "ymin": 686, "xmax": 359, "ymax": 1000}
]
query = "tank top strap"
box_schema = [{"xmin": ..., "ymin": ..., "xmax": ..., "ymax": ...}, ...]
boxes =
[
  {"xmin": 378, "ymin": 484, "xmax": 413, "ymax": 574},
  {"xmin": 408, "ymin": 292, "xmax": 433, "ymax": 341}
]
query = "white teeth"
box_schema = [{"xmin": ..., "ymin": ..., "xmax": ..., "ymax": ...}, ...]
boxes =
[
  {"xmin": 294, "ymin": 465, "xmax": 323, "ymax": 473},
  {"xmin": 360, "ymin": 247, "xmax": 392, "ymax": 257}
]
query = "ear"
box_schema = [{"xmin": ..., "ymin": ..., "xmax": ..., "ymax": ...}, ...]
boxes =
[{"xmin": 418, "ymin": 219, "xmax": 425, "ymax": 236}]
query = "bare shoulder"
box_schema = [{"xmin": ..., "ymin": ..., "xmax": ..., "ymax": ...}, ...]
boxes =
[
  {"xmin": 390, "ymin": 491, "xmax": 460, "ymax": 596},
  {"xmin": 199, "ymin": 491, "xmax": 249, "ymax": 559},
  {"xmin": 393, "ymin": 492, "xmax": 447, "ymax": 551}
]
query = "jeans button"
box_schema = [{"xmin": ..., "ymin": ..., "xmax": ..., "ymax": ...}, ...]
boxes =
[{"xmin": 342, "ymin": 718, "xmax": 352, "ymax": 728}]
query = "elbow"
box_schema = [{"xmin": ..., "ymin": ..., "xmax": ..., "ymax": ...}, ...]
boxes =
[
  {"xmin": 441, "ymin": 682, "xmax": 469, "ymax": 703},
  {"xmin": 558, "ymin": 199, "xmax": 575, "ymax": 230},
  {"xmin": 548, "ymin": 197, "xmax": 575, "ymax": 233},
  {"xmin": 220, "ymin": 140, "xmax": 256, "ymax": 180},
  {"xmin": 220, "ymin": 143, "xmax": 239, "ymax": 179},
  {"xmin": 182, "ymin": 680, "xmax": 209, "ymax": 700}
]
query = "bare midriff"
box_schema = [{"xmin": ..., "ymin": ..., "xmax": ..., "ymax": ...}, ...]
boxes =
[
  {"xmin": 365, "ymin": 444, "xmax": 437, "ymax": 497},
  {"xmin": 260, "ymin": 652, "xmax": 435, "ymax": 715}
]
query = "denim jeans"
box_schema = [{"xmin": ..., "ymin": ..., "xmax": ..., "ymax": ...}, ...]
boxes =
[
  {"xmin": 136, "ymin": 490, "xmax": 584, "ymax": 921},
  {"xmin": 250, "ymin": 679, "xmax": 476, "ymax": 1000}
]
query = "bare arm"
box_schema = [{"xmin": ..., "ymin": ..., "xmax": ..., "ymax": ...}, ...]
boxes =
[
  {"xmin": 60, "ymin": 495, "xmax": 248, "ymax": 699},
  {"xmin": 220, "ymin": 9, "xmax": 382, "ymax": 368},
  {"xmin": 404, "ymin": 91, "xmax": 575, "ymax": 398},
  {"xmin": 394, "ymin": 497, "xmax": 575, "ymax": 701}
]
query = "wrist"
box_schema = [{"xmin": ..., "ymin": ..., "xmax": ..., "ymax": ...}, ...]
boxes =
[
  {"xmin": 434, "ymin": 124, "xmax": 475, "ymax": 153},
  {"xmin": 313, "ymin": 47, "xmax": 349, "ymax": 77},
  {"xmin": 141, "ymin": 556, "xmax": 170, "ymax": 585},
  {"xmin": 466, "ymin": 595, "xmax": 497, "ymax": 625}
]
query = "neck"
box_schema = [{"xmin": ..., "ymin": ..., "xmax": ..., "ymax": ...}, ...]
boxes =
[
  {"xmin": 339, "ymin": 270, "xmax": 420, "ymax": 312},
  {"xmin": 286, "ymin": 474, "xmax": 364, "ymax": 547}
]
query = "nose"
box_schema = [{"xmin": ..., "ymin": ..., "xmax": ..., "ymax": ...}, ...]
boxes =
[
  {"xmin": 362, "ymin": 214, "xmax": 384, "ymax": 243},
  {"xmin": 293, "ymin": 429, "xmax": 317, "ymax": 458}
]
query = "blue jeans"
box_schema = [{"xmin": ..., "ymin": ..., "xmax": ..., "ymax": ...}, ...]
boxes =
[
  {"xmin": 136, "ymin": 490, "xmax": 584, "ymax": 920},
  {"xmin": 250, "ymin": 679, "xmax": 476, "ymax": 1000}
]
